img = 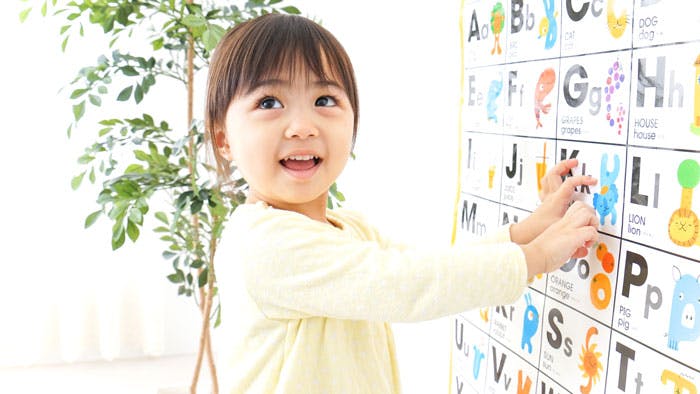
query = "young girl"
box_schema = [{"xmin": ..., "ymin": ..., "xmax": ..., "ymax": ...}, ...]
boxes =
[{"xmin": 206, "ymin": 13, "xmax": 598, "ymax": 393}]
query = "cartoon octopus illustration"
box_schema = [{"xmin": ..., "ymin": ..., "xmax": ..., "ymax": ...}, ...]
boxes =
[
  {"xmin": 490, "ymin": 2, "xmax": 505, "ymax": 55},
  {"xmin": 534, "ymin": 68, "xmax": 556, "ymax": 129},
  {"xmin": 578, "ymin": 327, "xmax": 604, "ymax": 394}
]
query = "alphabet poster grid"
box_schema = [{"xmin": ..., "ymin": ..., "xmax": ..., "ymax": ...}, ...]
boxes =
[{"xmin": 451, "ymin": 0, "xmax": 700, "ymax": 393}]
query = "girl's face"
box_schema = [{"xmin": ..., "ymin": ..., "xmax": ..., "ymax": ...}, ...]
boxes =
[{"xmin": 221, "ymin": 69, "xmax": 354, "ymax": 216}]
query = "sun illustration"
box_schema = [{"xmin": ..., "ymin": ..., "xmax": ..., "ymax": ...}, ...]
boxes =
[{"xmin": 578, "ymin": 327, "xmax": 603, "ymax": 394}]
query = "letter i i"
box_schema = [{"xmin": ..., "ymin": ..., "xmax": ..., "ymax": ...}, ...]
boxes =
[{"xmin": 692, "ymin": 54, "xmax": 700, "ymax": 135}]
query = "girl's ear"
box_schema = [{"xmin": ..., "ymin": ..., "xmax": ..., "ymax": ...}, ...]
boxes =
[{"xmin": 215, "ymin": 130, "xmax": 233, "ymax": 161}]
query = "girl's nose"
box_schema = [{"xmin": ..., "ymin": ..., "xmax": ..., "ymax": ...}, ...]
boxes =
[{"xmin": 284, "ymin": 109, "xmax": 319, "ymax": 139}]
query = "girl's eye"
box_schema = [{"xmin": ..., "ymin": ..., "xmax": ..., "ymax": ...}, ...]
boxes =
[
  {"xmin": 259, "ymin": 97, "xmax": 282, "ymax": 109},
  {"xmin": 315, "ymin": 96, "xmax": 337, "ymax": 107}
]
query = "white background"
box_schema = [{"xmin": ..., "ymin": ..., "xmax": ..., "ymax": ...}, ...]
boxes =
[{"xmin": 0, "ymin": 0, "xmax": 461, "ymax": 392}]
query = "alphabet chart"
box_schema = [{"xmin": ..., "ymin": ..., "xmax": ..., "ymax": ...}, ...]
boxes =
[{"xmin": 451, "ymin": 0, "xmax": 700, "ymax": 393}]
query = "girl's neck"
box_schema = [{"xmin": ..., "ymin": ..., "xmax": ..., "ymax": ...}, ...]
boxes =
[{"xmin": 246, "ymin": 192, "xmax": 331, "ymax": 225}]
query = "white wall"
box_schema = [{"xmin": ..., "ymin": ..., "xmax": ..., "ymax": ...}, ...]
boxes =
[{"xmin": 1, "ymin": 1, "xmax": 461, "ymax": 392}]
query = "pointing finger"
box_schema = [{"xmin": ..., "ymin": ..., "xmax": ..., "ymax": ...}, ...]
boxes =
[
  {"xmin": 549, "ymin": 158, "xmax": 579, "ymax": 177},
  {"xmin": 557, "ymin": 175, "xmax": 599, "ymax": 196}
]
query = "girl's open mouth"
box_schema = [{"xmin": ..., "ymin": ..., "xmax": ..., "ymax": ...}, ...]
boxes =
[{"xmin": 280, "ymin": 155, "xmax": 322, "ymax": 179}]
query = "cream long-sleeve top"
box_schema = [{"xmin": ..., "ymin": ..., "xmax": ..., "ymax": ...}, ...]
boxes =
[{"xmin": 215, "ymin": 201, "xmax": 528, "ymax": 393}]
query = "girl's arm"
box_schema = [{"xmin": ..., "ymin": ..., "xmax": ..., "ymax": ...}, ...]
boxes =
[{"xmin": 232, "ymin": 206, "xmax": 528, "ymax": 323}]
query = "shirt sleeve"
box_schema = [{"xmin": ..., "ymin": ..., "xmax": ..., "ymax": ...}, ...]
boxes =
[{"xmin": 235, "ymin": 206, "xmax": 528, "ymax": 323}]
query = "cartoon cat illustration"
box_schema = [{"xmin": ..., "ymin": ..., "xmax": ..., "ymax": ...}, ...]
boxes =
[{"xmin": 607, "ymin": 0, "xmax": 628, "ymax": 39}]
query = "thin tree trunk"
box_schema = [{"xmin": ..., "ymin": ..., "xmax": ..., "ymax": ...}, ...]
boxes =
[{"xmin": 185, "ymin": 2, "xmax": 217, "ymax": 390}]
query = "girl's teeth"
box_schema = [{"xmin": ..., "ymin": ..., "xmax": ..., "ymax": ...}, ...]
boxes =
[{"xmin": 286, "ymin": 155, "xmax": 318, "ymax": 161}]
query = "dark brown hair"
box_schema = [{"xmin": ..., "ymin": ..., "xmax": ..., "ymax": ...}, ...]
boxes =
[{"xmin": 205, "ymin": 13, "xmax": 359, "ymax": 178}]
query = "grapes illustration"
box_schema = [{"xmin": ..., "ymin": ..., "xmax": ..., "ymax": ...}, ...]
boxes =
[{"xmin": 604, "ymin": 60, "xmax": 626, "ymax": 134}]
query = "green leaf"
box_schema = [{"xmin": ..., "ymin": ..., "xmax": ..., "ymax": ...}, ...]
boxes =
[
  {"xmin": 152, "ymin": 37, "xmax": 164, "ymax": 50},
  {"xmin": 202, "ymin": 25, "xmax": 224, "ymax": 51},
  {"xmin": 85, "ymin": 210, "xmax": 102, "ymax": 228},
  {"xmin": 126, "ymin": 219, "xmax": 140, "ymax": 241},
  {"xmin": 72, "ymin": 101, "xmax": 85, "ymax": 121},
  {"xmin": 144, "ymin": 74, "xmax": 156, "ymax": 89},
  {"xmin": 89, "ymin": 167, "xmax": 96, "ymax": 183},
  {"xmin": 190, "ymin": 259, "xmax": 204, "ymax": 269},
  {"xmin": 190, "ymin": 198, "xmax": 203, "ymax": 214},
  {"xmin": 198, "ymin": 267, "xmax": 209, "ymax": 288},
  {"xmin": 89, "ymin": 94, "xmax": 101, "ymax": 106},
  {"xmin": 70, "ymin": 88, "xmax": 88, "ymax": 99},
  {"xmin": 60, "ymin": 25, "xmax": 70, "ymax": 34},
  {"xmin": 66, "ymin": 123, "xmax": 72, "ymax": 138},
  {"xmin": 112, "ymin": 226, "xmax": 126, "ymax": 250},
  {"xmin": 281, "ymin": 6, "xmax": 301, "ymax": 14},
  {"xmin": 97, "ymin": 85, "xmax": 108, "ymax": 94},
  {"xmin": 168, "ymin": 271, "xmax": 185, "ymax": 284},
  {"xmin": 186, "ymin": 272, "xmax": 193, "ymax": 285},
  {"xmin": 99, "ymin": 119, "xmax": 121, "ymax": 126},
  {"xmin": 163, "ymin": 250, "xmax": 177, "ymax": 259},
  {"xmin": 71, "ymin": 172, "xmax": 85, "ymax": 190},
  {"xmin": 77, "ymin": 154, "xmax": 94, "ymax": 164},
  {"xmin": 121, "ymin": 65, "xmax": 138, "ymax": 76},
  {"xmin": 155, "ymin": 212, "xmax": 169, "ymax": 225},
  {"xmin": 41, "ymin": 1, "xmax": 47, "ymax": 16},
  {"xmin": 117, "ymin": 86, "xmax": 133, "ymax": 101},
  {"xmin": 134, "ymin": 150, "xmax": 149, "ymax": 161},
  {"xmin": 124, "ymin": 163, "xmax": 145, "ymax": 174},
  {"xmin": 134, "ymin": 84, "xmax": 143, "ymax": 103},
  {"xmin": 182, "ymin": 14, "xmax": 206, "ymax": 28},
  {"xmin": 129, "ymin": 208, "xmax": 143, "ymax": 225},
  {"xmin": 61, "ymin": 35, "xmax": 69, "ymax": 52},
  {"xmin": 214, "ymin": 305, "xmax": 221, "ymax": 328},
  {"xmin": 19, "ymin": 8, "xmax": 31, "ymax": 23}
]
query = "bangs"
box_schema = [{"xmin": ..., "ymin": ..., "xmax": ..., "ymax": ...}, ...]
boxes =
[
  {"xmin": 218, "ymin": 14, "xmax": 355, "ymax": 100},
  {"xmin": 236, "ymin": 18, "xmax": 346, "ymax": 94}
]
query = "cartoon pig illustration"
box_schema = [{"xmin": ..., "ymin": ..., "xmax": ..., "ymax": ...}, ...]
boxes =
[{"xmin": 667, "ymin": 266, "xmax": 700, "ymax": 351}]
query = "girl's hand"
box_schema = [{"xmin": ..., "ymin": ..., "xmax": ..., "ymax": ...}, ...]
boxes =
[
  {"xmin": 521, "ymin": 201, "xmax": 599, "ymax": 277},
  {"xmin": 510, "ymin": 159, "xmax": 598, "ymax": 245},
  {"xmin": 539, "ymin": 158, "xmax": 597, "ymax": 213}
]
